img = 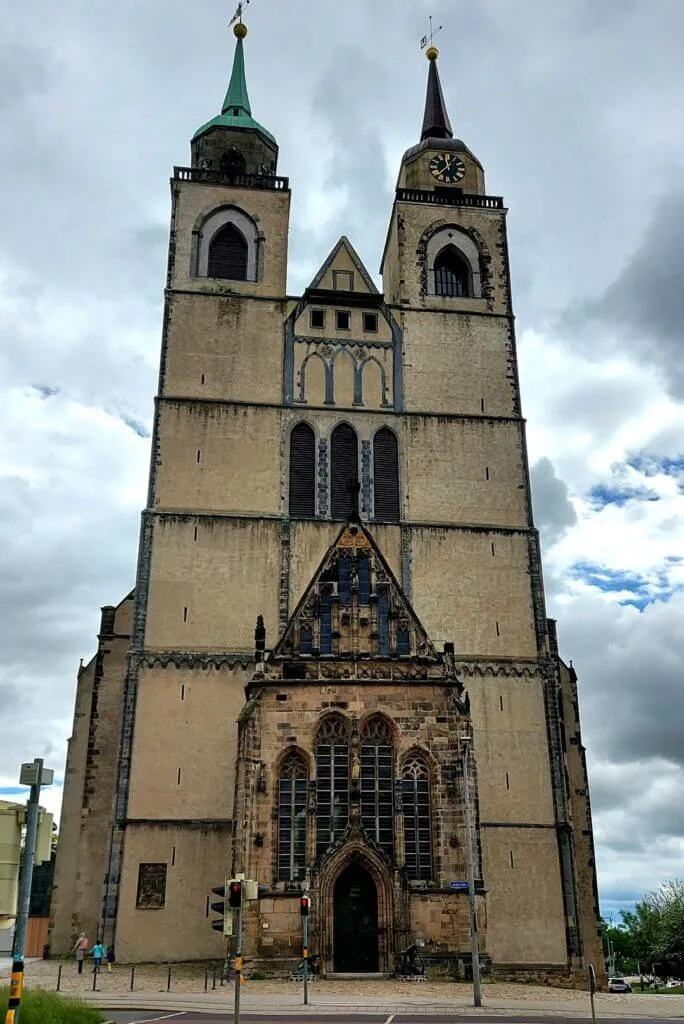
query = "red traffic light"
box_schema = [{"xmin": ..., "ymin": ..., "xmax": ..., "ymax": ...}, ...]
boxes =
[
  {"xmin": 228, "ymin": 881, "xmax": 242, "ymax": 908},
  {"xmin": 300, "ymin": 895, "xmax": 310, "ymax": 916}
]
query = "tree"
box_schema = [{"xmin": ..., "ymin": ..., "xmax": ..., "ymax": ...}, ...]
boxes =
[{"xmin": 621, "ymin": 880, "xmax": 684, "ymax": 980}]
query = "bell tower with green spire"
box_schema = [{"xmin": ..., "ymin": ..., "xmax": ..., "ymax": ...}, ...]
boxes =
[{"xmin": 191, "ymin": 21, "xmax": 278, "ymax": 177}]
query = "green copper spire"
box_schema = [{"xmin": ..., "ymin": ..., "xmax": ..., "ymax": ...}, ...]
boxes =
[
  {"xmin": 221, "ymin": 34, "xmax": 251, "ymax": 117},
  {"xmin": 193, "ymin": 22, "xmax": 276, "ymax": 145}
]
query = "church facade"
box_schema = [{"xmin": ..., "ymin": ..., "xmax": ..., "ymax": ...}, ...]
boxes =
[{"xmin": 50, "ymin": 23, "xmax": 604, "ymax": 979}]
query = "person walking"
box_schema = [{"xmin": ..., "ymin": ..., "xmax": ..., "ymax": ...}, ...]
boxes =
[
  {"xmin": 71, "ymin": 933, "xmax": 89, "ymax": 975},
  {"xmin": 90, "ymin": 939, "xmax": 105, "ymax": 973},
  {"xmin": 106, "ymin": 945, "xmax": 116, "ymax": 973}
]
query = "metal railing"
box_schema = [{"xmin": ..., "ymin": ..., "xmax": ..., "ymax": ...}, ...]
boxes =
[
  {"xmin": 396, "ymin": 188, "xmax": 504, "ymax": 210},
  {"xmin": 174, "ymin": 167, "xmax": 290, "ymax": 191}
]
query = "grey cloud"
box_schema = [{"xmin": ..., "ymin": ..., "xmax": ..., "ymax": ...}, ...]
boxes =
[
  {"xmin": 566, "ymin": 191, "xmax": 684, "ymax": 397},
  {"xmin": 556, "ymin": 595, "xmax": 684, "ymax": 771},
  {"xmin": 530, "ymin": 457, "xmax": 577, "ymax": 548}
]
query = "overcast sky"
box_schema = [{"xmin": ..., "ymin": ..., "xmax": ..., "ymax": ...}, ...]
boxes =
[{"xmin": 1, "ymin": 0, "xmax": 683, "ymax": 923}]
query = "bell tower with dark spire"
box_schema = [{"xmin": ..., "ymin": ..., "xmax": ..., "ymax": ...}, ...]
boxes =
[{"xmin": 396, "ymin": 45, "xmax": 485, "ymax": 196}]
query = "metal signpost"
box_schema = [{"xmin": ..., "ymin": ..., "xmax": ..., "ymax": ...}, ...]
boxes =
[
  {"xmin": 587, "ymin": 963, "xmax": 597, "ymax": 1023},
  {"xmin": 4, "ymin": 759, "xmax": 53, "ymax": 1024},
  {"xmin": 231, "ymin": 881, "xmax": 243, "ymax": 1024},
  {"xmin": 300, "ymin": 895, "xmax": 310, "ymax": 1005}
]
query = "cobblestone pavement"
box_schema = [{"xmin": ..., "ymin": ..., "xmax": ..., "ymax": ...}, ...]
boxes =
[{"xmin": 2, "ymin": 960, "xmax": 684, "ymax": 1019}]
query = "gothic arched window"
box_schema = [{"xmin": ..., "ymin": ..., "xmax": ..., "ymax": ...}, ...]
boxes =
[
  {"xmin": 373, "ymin": 428, "xmax": 400, "ymax": 522},
  {"xmin": 289, "ymin": 423, "xmax": 316, "ymax": 517},
  {"xmin": 401, "ymin": 753, "xmax": 433, "ymax": 880},
  {"xmin": 361, "ymin": 716, "xmax": 394, "ymax": 859},
  {"xmin": 330, "ymin": 423, "xmax": 359, "ymax": 520},
  {"xmin": 219, "ymin": 149, "xmax": 246, "ymax": 179},
  {"xmin": 208, "ymin": 223, "xmax": 248, "ymax": 281},
  {"xmin": 434, "ymin": 246, "xmax": 471, "ymax": 298},
  {"xmin": 277, "ymin": 751, "xmax": 308, "ymax": 882},
  {"xmin": 316, "ymin": 716, "xmax": 350, "ymax": 857}
]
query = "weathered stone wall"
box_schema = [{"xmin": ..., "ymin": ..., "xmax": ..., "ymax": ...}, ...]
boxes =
[
  {"xmin": 50, "ymin": 595, "xmax": 133, "ymax": 953},
  {"xmin": 557, "ymin": 652, "xmax": 606, "ymax": 982}
]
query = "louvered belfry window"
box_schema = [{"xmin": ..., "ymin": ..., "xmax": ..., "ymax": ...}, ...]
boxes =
[
  {"xmin": 330, "ymin": 423, "xmax": 359, "ymax": 520},
  {"xmin": 401, "ymin": 753, "xmax": 433, "ymax": 880},
  {"xmin": 373, "ymin": 428, "xmax": 400, "ymax": 522},
  {"xmin": 289, "ymin": 423, "xmax": 316, "ymax": 517},
  {"xmin": 434, "ymin": 246, "xmax": 471, "ymax": 297},
  {"xmin": 360, "ymin": 716, "xmax": 394, "ymax": 859},
  {"xmin": 277, "ymin": 751, "xmax": 308, "ymax": 882},
  {"xmin": 316, "ymin": 716, "xmax": 350, "ymax": 858},
  {"xmin": 208, "ymin": 224, "xmax": 248, "ymax": 280}
]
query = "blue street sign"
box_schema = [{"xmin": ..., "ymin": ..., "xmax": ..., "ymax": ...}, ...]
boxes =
[{"xmin": 449, "ymin": 881, "xmax": 469, "ymax": 891}]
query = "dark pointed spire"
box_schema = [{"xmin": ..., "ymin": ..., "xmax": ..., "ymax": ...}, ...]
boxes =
[{"xmin": 421, "ymin": 47, "xmax": 453, "ymax": 141}]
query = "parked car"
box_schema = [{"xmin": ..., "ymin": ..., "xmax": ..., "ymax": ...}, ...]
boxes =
[
  {"xmin": 665, "ymin": 979, "xmax": 682, "ymax": 988},
  {"xmin": 608, "ymin": 977, "xmax": 632, "ymax": 993}
]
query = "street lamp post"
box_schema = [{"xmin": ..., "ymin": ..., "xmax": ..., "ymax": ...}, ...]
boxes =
[
  {"xmin": 5, "ymin": 758, "xmax": 54, "ymax": 1024},
  {"xmin": 462, "ymin": 739, "xmax": 482, "ymax": 1008}
]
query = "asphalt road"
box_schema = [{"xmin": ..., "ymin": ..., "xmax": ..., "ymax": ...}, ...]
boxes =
[{"xmin": 105, "ymin": 1013, "xmax": 684, "ymax": 1024}]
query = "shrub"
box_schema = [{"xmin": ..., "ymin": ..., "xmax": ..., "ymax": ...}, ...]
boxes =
[{"xmin": 0, "ymin": 986, "xmax": 105, "ymax": 1023}]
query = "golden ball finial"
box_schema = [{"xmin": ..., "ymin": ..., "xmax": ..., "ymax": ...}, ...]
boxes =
[
  {"xmin": 234, "ymin": 21, "xmax": 248, "ymax": 39},
  {"xmin": 426, "ymin": 45, "xmax": 439, "ymax": 61}
]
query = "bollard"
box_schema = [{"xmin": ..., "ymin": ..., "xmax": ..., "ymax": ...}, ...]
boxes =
[
  {"xmin": 56, "ymin": 964, "xmax": 62, "ymax": 992},
  {"xmin": 212, "ymin": 963, "xmax": 216, "ymax": 990},
  {"xmin": 204, "ymin": 967, "xmax": 209, "ymax": 992},
  {"xmin": 130, "ymin": 964, "xmax": 136, "ymax": 991},
  {"xmin": 167, "ymin": 964, "xmax": 172, "ymax": 992},
  {"xmin": 92, "ymin": 965, "xmax": 98, "ymax": 992}
]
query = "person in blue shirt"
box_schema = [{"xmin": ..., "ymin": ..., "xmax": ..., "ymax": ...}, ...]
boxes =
[{"xmin": 90, "ymin": 940, "xmax": 105, "ymax": 972}]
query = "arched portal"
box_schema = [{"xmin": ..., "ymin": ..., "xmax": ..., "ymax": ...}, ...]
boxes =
[{"xmin": 333, "ymin": 863, "xmax": 379, "ymax": 973}]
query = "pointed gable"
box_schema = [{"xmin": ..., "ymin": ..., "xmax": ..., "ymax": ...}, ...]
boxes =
[
  {"xmin": 271, "ymin": 522, "xmax": 438, "ymax": 670},
  {"xmin": 307, "ymin": 236, "xmax": 378, "ymax": 295}
]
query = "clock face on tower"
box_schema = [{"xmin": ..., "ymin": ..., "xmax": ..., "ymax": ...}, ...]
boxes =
[{"xmin": 429, "ymin": 153, "xmax": 466, "ymax": 184}]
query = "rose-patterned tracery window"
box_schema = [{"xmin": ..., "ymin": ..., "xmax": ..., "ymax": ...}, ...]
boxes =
[
  {"xmin": 401, "ymin": 752, "xmax": 433, "ymax": 880},
  {"xmin": 277, "ymin": 751, "xmax": 308, "ymax": 882},
  {"xmin": 360, "ymin": 716, "xmax": 394, "ymax": 858},
  {"xmin": 315, "ymin": 715, "xmax": 350, "ymax": 857}
]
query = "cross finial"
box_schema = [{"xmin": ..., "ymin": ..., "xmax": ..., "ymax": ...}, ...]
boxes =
[
  {"xmin": 229, "ymin": 0, "xmax": 251, "ymax": 27},
  {"xmin": 420, "ymin": 15, "xmax": 443, "ymax": 52}
]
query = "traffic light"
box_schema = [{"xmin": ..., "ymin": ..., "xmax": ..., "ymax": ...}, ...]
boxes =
[
  {"xmin": 210, "ymin": 879, "xmax": 233, "ymax": 936},
  {"xmin": 300, "ymin": 895, "xmax": 310, "ymax": 917},
  {"xmin": 228, "ymin": 879, "xmax": 242, "ymax": 909},
  {"xmin": 0, "ymin": 802, "xmax": 23, "ymax": 925}
]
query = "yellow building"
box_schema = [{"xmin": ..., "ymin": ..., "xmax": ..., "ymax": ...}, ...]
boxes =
[{"xmin": 51, "ymin": 24, "xmax": 604, "ymax": 981}]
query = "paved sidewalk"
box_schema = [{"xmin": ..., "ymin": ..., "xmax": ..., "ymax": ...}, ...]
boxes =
[{"xmin": 81, "ymin": 988, "xmax": 684, "ymax": 1019}]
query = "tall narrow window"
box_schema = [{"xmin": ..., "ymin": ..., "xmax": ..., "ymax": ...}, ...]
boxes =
[
  {"xmin": 378, "ymin": 590, "xmax": 390, "ymax": 656},
  {"xmin": 316, "ymin": 716, "xmax": 350, "ymax": 858},
  {"xmin": 434, "ymin": 246, "xmax": 471, "ymax": 298},
  {"xmin": 373, "ymin": 428, "xmax": 400, "ymax": 522},
  {"xmin": 358, "ymin": 553, "xmax": 370, "ymax": 605},
  {"xmin": 208, "ymin": 223, "xmax": 248, "ymax": 280},
  {"xmin": 338, "ymin": 554, "xmax": 351, "ymax": 606},
  {"xmin": 401, "ymin": 754, "xmax": 433, "ymax": 880},
  {"xmin": 330, "ymin": 423, "xmax": 359, "ymax": 519},
  {"xmin": 277, "ymin": 751, "xmax": 308, "ymax": 882},
  {"xmin": 320, "ymin": 591, "xmax": 333, "ymax": 655},
  {"xmin": 361, "ymin": 717, "xmax": 394, "ymax": 859},
  {"xmin": 289, "ymin": 423, "xmax": 316, "ymax": 517}
]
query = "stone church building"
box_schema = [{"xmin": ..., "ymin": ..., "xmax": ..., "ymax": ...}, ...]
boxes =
[{"xmin": 50, "ymin": 21, "xmax": 604, "ymax": 979}]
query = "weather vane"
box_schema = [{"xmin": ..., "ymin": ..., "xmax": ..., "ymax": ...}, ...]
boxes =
[
  {"xmin": 229, "ymin": 0, "xmax": 251, "ymax": 27},
  {"xmin": 420, "ymin": 15, "xmax": 443, "ymax": 51}
]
